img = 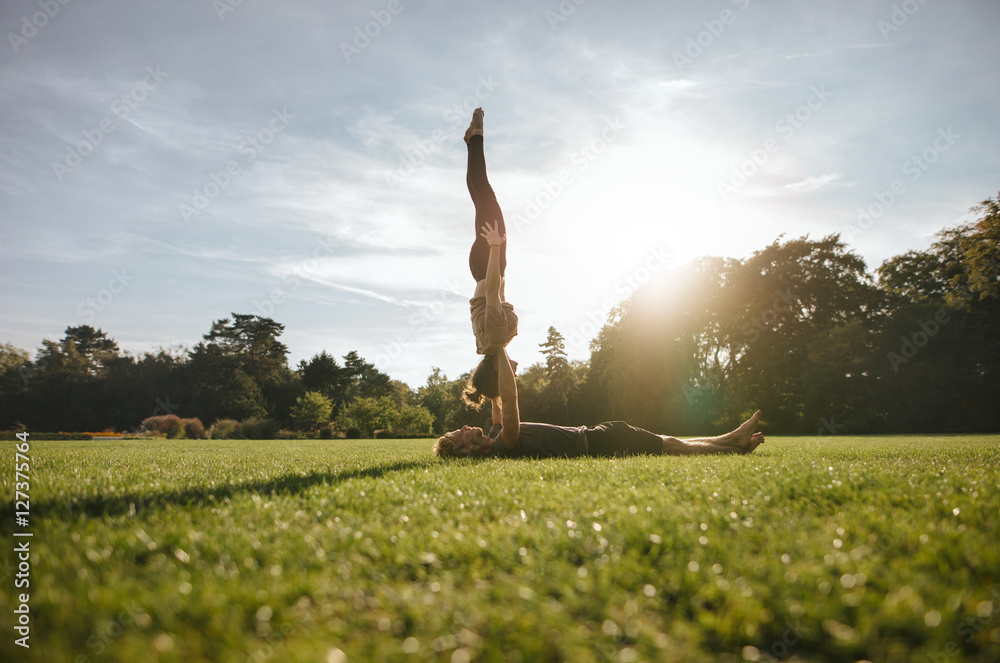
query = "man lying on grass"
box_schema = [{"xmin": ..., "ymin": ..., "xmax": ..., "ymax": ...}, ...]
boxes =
[{"xmin": 434, "ymin": 348, "xmax": 764, "ymax": 458}]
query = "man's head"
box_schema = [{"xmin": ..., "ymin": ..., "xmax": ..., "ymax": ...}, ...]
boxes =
[{"xmin": 434, "ymin": 425, "xmax": 493, "ymax": 458}]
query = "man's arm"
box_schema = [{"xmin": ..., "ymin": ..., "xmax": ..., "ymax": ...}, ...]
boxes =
[
  {"xmin": 481, "ymin": 221, "xmax": 505, "ymax": 319},
  {"xmin": 491, "ymin": 396, "xmax": 502, "ymax": 425},
  {"xmin": 497, "ymin": 349, "xmax": 520, "ymax": 448}
]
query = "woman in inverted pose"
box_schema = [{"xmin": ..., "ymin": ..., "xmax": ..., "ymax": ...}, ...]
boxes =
[
  {"xmin": 462, "ymin": 107, "xmax": 519, "ymax": 409},
  {"xmin": 435, "ymin": 348, "xmax": 765, "ymax": 459}
]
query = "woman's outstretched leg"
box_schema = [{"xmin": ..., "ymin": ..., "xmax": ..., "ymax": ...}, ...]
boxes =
[{"xmin": 465, "ymin": 108, "xmax": 507, "ymax": 282}]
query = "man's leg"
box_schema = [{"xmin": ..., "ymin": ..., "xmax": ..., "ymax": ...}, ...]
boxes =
[
  {"xmin": 587, "ymin": 414, "xmax": 764, "ymax": 456},
  {"xmin": 586, "ymin": 421, "xmax": 665, "ymax": 457},
  {"xmin": 676, "ymin": 411, "xmax": 764, "ymax": 454},
  {"xmin": 659, "ymin": 437, "xmax": 759, "ymax": 455}
]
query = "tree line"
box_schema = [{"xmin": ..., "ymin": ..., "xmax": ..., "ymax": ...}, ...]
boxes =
[
  {"xmin": 0, "ymin": 314, "xmax": 488, "ymax": 438},
  {"xmin": 1, "ymin": 192, "xmax": 997, "ymax": 437}
]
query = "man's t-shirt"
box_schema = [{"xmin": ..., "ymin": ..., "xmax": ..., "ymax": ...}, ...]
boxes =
[{"xmin": 487, "ymin": 422, "xmax": 587, "ymax": 458}]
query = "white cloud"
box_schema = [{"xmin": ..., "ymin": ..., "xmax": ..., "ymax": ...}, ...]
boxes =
[{"xmin": 781, "ymin": 172, "xmax": 843, "ymax": 193}]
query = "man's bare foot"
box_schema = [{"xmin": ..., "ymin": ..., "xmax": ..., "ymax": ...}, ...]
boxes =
[
  {"xmin": 727, "ymin": 410, "xmax": 764, "ymax": 453},
  {"xmin": 739, "ymin": 432, "xmax": 765, "ymax": 454},
  {"xmin": 464, "ymin": 107, "xmax": 484, "ymax": 144}
]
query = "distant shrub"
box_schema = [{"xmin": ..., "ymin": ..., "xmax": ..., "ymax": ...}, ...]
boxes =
[
  {"xmin": 275, "ymin": 429, "xmax": 303, "ymax": 440},
  {"xmin": 238, "ymin": 417, "xmax": 282, "ymax": 440},
  {"xmin": 169, "ymin": 420, "xmax": 186, "ymax": 438},
  {"xmin": 182, "ymin": 418, "xmax": 207, "ymax": 440},
  {"xmin": 209, "ymin": 419, "xmax": 241, "ymax": 440},
  {"xmin": 318, "ymin": 427, "xmax": 334, "ymax": 439},
  {"xmin": 141, "ymin": 415, "xmax": 185, "ymax": 439},
  {"xmin": 374, "ymin": 429, "xmax": 394, "ymax": 439},
  {"xmin": 344, "ymin": 426, "xmax": 362, "ymax": 439}
]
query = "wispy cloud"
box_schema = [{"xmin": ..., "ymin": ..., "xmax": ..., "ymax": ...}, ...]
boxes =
[{"xmin": 782, "ymin": 172, "xmax": 844, "ymax": 193}]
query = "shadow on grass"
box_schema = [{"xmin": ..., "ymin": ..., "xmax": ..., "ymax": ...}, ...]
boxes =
[{"xmin": 23, "ymin": 460, "xmax": 432, "ymax": 519}]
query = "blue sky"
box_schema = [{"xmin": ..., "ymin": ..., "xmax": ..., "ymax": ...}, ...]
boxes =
[{"xmin": 1, "ymin": 0, "xmax": 998, "ymax": 387}]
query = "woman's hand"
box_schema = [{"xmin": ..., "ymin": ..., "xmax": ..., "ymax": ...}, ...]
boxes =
[{"xmin": 480, "ymin": 220, "xmax": 506, "ymax": 247}]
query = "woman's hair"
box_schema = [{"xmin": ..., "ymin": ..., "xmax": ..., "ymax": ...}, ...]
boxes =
[{"xmin": 461, "ymin": 354, "xmax": 499, "ymax": 409}]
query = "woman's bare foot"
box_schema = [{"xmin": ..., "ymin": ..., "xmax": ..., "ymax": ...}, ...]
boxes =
[{"xmin": 464, "ymin": 107, "xmax": 484, "ymax": 143}]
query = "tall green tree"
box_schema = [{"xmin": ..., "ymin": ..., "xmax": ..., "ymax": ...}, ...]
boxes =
[
  {"xmin": 338, "ymin": 396, "xmax": 395, "ymax": 437},
  {"xmin": 298, "ymin": 351, "xmax": 346, "ymax": 407},
  {"xmin": 520, "ymin": 327, "xmax": 583, "ymax": 425},
  {"xmin": 0, "ymin": 343, "xmax": 31, "ymax": 429},
  {"xmin": 22, "ymin": 327, "xmax": 122, "ymax": 431},
  {"xmin": 416, "ymin": 367, "xmax": 487, "ymax": 434},
  {"xmin": 417, "ymin": 367, "xmax": 451, "ymax": 435},
  {"xmin": 202, "ymin": 314, "xmax": 289, "ymax": 386},
  {"xmin": 290, "ymin": 391, "xmax": 334, "ymax": 431},
  {"xmin": 186, "ymin": 314, "xmax": 292, "ymax": 426},
  {"xmin": 341, "ymin": 351, "xmax": 393, "ymax": 401},
  {"xmin": 874, "ymin": 192, "xmax": 1000, "ymax": 431},
  {"xmin": 391, "ymin": 402, "xmax": 434, "ymax": 437},
  {"xmin": 719, "ymin": 235, "xmax": 881, "ymax": 433},
  {"xmin": 99, "ymin": 348, "xmax": 187, "ymax": 431}
]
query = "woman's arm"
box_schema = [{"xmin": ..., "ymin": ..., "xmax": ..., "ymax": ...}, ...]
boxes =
[
  {"xmin": 497, "ymin": 348, "xmax": 520, "ymax": 448},
  {"xmin": 491, "ymin": 396, "xmax": 503, "ymax": 425},
  {"xmin": 480, "ymin": 221, "xmax": 505, "ymax": 318}
]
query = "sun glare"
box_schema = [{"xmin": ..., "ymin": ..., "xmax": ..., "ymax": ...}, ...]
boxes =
[{"xmin": 544, "ymin": 141, "xmax": 725, "ymax": 289}]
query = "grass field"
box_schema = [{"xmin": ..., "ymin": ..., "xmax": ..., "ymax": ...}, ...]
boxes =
[{"xmin": 2, "ymin": 435, "xmax": 999, "ymax": 663}]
